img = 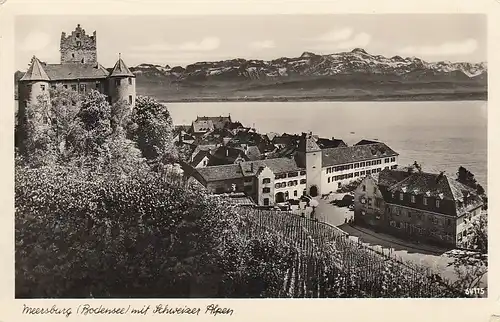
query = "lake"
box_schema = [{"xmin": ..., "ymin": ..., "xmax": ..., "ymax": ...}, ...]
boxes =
[{"xmin": 166, "ymin": 101, "xmax": 488, "ymax": 188}]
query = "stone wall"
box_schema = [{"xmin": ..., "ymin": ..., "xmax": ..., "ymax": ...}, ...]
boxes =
[{"xmin": 60, "ymin": 25, "xmax": 97, "ymax": 64}]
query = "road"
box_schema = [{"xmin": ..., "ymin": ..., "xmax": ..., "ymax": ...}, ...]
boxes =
[{"xmin": 314, "ymin": 193, "xmax": 487, "ymax": 287}]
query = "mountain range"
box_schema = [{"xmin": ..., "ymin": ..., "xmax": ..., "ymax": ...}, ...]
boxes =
[{"xmin": 15, "ymin": 48, "xmax": 487, "ymax": 102}]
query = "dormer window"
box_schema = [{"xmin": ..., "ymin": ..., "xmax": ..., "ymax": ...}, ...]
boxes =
[
  {"xmin": 76, "ymin": 41, "xmax": 81, "ymax": 47},
  {"xmin": 76, "ymin": 32, "xmax": 81, "ymax": 38},
  {"xmin": 411, "ymin": 195, "xmax": 415, "ymax": 203},
  {"xmin": 399, "ymin": 192, "xmax": 404, "ymax": 201},
  {"xmin": 128, "ymin": 77, "xmax": 132, "ymax": 85},
  {"xmin": 436, "ymin": 200, "xmax": 440, "ymax": 208},
  {"xmin": 423, "ymin": 197, "xmax": 428, "ymax": 205}
]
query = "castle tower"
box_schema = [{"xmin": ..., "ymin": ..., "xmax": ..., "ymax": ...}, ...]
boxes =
[
  {"xmin": 60, "ymin": 24, "xmax": 97, "ymax": 64},
  {"xmin": 17, "ymin": 56, "xmax": 51, "ymax": 151},
  {"xmin": 18, "ymin": 56, "xmax": 51, "ymax": 108},
  {"xmin": 108, "ymin": 54, "xmax": 136, "ymax": 108},
  {"xmin": 298, "ymin": 132, "xmax": 322, "ymax": 197}
]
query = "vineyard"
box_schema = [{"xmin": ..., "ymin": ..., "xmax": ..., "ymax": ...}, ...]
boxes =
[{"xmin": 236, "ymin": 208, "xmax": 466, "ymax": 298}]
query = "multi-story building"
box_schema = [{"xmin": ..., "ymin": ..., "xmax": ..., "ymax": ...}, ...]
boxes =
[
  {"xmin": 188, "ymin": 131, "xmax": 399, "ymax": 207},
  {"xmin": 295, "ymin": 132, "xmax": 399, "ymax": 197},
  {"xmin": 354, "ymin": 168, "xmax": 484, "ymax": 247},
  {"xmin": 17, "ymin": 24, "xmax": 136, "ymax": 125},
  {"xmin": 189, "ymin": 157, "xmax": 306, "ymax": 206}
]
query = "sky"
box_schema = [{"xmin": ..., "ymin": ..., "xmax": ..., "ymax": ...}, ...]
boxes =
[{"xmin": 15, "ymin": 14, "xmax": 486, "ymax": 71}]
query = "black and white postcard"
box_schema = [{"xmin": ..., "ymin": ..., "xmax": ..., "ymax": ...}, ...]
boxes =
[{"xmin": 1, "ymin": 0, "xmax": 497, "ymax": 321}]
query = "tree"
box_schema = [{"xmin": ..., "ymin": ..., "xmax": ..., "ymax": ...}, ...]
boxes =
[
  {"xmin": 128, "ymin": 95, "xmax": 177, "ymax": 162},
  {"xmin": 16, "ymin": 86, "xmax": 145, "ymax": 173}
]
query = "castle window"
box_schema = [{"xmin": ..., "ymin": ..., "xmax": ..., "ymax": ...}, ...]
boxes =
[
  {"xmin": 23, "ymin": 100, "xmax": 28, "ymax": 108},
  {"xmin": 411, "ymin": 195, "xmax": 416, "ymax": 203},
  {"xmin": 262, "ymin": 187, "xmax": 270, "ymax": 193},
  {"xmin": 423, "ymin": 197, "xmax": 428, "ymax": 205},
  {"xmin": 354, "ymin": 172, "xmax": 359, "ymax": 177},
  {"xmin": 76, "ymin": 41, "xmax": 81, "ymax": 47},
  {"xmin": 262, "ymin": 178, "xmax": 271, "ymax": 184},
  {"xmin": 300, "ymin": 179, "xmax": 306, "ymax": 184},
  {"xmin": 263, "ymin": 198, "xmax": 269, "ymax": 206},
  {"xmin": 128, "ymin": 77, "xmax": 132, "ymax": 85},
  {"xmin": 40, "ymin": 85, "xmax": 46, "ymax": 91},
  {"xmin": 115, "ymin": 79, "xmax": 120, "ymax": 86},
  {"xmin": 129, "ymin": 95, "xmax": 133, "ymax": 104},
  {"xmin": 79, "ymin": 84, "xmax": 86, "ymax": 93},
  {"xmin": 362, "ymin": 185, "xmax": 366, "ymax": 192},
  {"xmin": 71, "ymin": 84, "xmax": 77, "ymax": 91},
  {"xmin": 294, "ymin": 190, "xmax": 297, "ymax": 197},
  {"xmin": 436, "ymin": 200, "xmax": 440, "ymax": 208},
  {"xmin": 300, "ymin": 171, "xmax": 306, "ymax": 176},
  {"xmin": 81, "ymin": 58, "xmax": 85, "ymax": 63},
  {"xmin": 72, "ymin": 53, "xmax": 75, "ymax": 58},
  {"xmin": 63, "ymin": 84, "xmax": 68, "ymax": 89},
  {"xmin": 76, "ymin": 32, "xmax": 80, "ymax": 38},
  {"xmin": 51, "ymin": 85, "xmax": 56, "ymax": 90},
  {"xmin": 399, "ymin": 193, "xmax": 404, "ymax": 201},
  {"xmin": 328, "ymin": 177, "xmax": 330, "ymax": 183}
]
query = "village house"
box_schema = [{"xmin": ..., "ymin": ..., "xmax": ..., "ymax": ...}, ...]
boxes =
[
  {"xmin": 188, "ymin": 158, "xmax": 307, "ymax": 206},
  {"xmin": 17, "ymin": 24, "xmax": 136, "ymax": 114},
  {"xmin": 354, "ymin": 168, "xmax": 484, "ymax": 247}
]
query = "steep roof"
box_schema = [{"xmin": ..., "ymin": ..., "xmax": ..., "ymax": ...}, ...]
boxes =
[
  {"xmin": 191, "ymin": 150, "xmax": 211, "ymax": 166},
  {"xmin": 298, "ymin": 133, "xmax": 321, "ymax": 152},
  {"xmin": 378, "ymin": 168, "xmax": 413, "ymax": 187},
  {"xmin": 245, "ymin": 145, "xmax": 262, "ymax": 161},
  {"xmin": 109, "ymin": 58, "xmax": 135, "ymax": 77},
  {"xmin": 195, "ymin": 116, "xmax": 232, "ymax": 130},
  {"xmin": 192, "ymin": 120, "xmax": 214, "ymax": 133},
  {"xmin": 43, "ymin": 63, "xmax": 109, "ymax": 80},
  {"xmin": 388, "ymin": 172, "xmax": 470, "ymax": 201},
  {"xmin": 316, "ymin": 138, "xmax": 347, "ymax": 149},
  {"xmin": 355, "ymin": 139, "xmax": 380, "ymax": 146},
  {"xmin": 20, "ymin": 56, "xmax": 50, "ymax": 81},
  {"xmin": 322, "ymin": 142, "xmax": 398, "ymax": 167},
  {"xmin": 195, "ymin": 157, "xmax": 303, "ymax": 182}
]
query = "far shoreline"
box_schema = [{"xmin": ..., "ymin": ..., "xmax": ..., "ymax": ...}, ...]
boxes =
[{"xmin": 157, "ymin": 92, "xmax": 487, "ymax": 103}]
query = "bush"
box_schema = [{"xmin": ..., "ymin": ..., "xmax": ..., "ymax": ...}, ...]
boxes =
[{"xmin": 15, "ymin": 164, "xmax": 296, "ymax": 298}]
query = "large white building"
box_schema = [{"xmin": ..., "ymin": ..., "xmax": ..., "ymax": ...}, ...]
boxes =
[{"xmin": 188, "ymin": 133, "xmax": 399, "ymax": 206}]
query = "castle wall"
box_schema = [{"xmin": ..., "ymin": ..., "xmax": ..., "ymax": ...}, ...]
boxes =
[
  {"xmin": 49, "ymin": 79, "xmax": 106, "ymax": 96},
  {"xmin": 108, "ymin": 77, "xmax": 136, "ymax": 107},
  {"xmin": 18, "ymin": 81, "xmax": 50, "ymax": 107}
]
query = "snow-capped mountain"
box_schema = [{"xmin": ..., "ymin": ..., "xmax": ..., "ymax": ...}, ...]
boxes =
[{"xmin": 130, "ymin": 48, "xmax": 487, "ymax": 84}]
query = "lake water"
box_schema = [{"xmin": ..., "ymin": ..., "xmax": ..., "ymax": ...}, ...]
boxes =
[{"xmin": 166, "ymin": 101, "xmax": 487, "ymax": 188}]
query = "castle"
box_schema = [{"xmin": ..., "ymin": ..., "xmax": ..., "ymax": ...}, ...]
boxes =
[{"xmin": 17, "ymin": 24, "xmax": 136, "ymax": 111}]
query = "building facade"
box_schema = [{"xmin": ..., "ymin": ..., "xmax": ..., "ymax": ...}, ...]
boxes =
[
  {"xmin": 18, "ymin": 24, "xmax": 136, "ymax": 117},
  {"xmin": 354, "ymin": 168, "xmax": 484, "ymax": 247},
  {"xmin": 296, "ymin": 133, "xmax": 399, "ymax": 197},
  {"xmin": 188, "ymin": 131, "xmax": 399, "ymax": 207}
]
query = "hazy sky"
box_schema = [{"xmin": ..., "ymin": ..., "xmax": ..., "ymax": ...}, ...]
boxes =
[{"xmin": 15, "ymin": 14, "xmax": 486, "ymax": 71}]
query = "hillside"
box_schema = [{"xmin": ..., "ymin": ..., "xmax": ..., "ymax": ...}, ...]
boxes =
[{"xmin": 15, "ymin": 48, "xmax": 487, "ymax": 102}]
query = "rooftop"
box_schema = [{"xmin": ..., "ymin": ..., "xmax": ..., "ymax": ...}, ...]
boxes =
[
  {"xmin": 322, "ymin": 142, "xmax": 398, "ymax": 167},
  {"xmin": 43, "ymin": 63, "xmax": 110, "ymax": 81},
  {"xmin": 196, "ymin": 157, "xmax": 303, "ymax": 182}
]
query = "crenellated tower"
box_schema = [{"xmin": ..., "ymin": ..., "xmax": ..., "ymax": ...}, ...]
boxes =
[{"xmin": 60, "ymin": 24, "xmax": 97, "ymax": 64}]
